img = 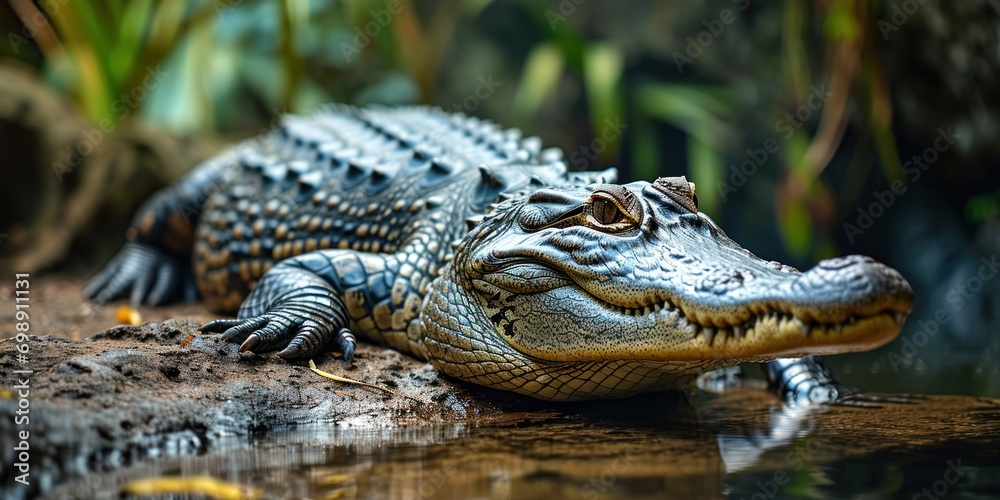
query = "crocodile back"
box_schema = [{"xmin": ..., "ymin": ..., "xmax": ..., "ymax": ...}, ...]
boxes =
[{"xmin": 193, "ymin": 105, "xmax": 560, "ymax": 311}]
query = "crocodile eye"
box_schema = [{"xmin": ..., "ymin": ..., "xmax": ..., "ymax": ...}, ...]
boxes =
[
  {"xmin": 592, "ymin": 197, "xmax": 623, "ymax": 225},
  {"xmin": 587, "ymin": 187, "xmax": 642, "ymax": 232}
]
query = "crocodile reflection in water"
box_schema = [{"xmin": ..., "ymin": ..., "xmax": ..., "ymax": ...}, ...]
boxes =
[{"xmin": 43, "ymin": 392, "xmax": 998, "ymax": 498}]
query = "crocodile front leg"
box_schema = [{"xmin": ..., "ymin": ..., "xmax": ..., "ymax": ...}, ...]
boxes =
[
  {"xmin": 697, "ymin": 357, "xmax": 849, "ymax": 405},
  {"xmin": 202, "ymin": 249, "xmax": 428, "ymax": 361},
  {"xmin": 765, "ymin": 357, "xmax": 924, "ymax": 407},
  {"xmin": 201, "ymin": 252, "xmax": 355, "ymax": 360},
  {"xmin": 86, "ymin": 149, "xmax": 237, "ymax": 305},
  {"xmin": 764, "ymin": 356, "xmax": 840, "ymax": 405}
]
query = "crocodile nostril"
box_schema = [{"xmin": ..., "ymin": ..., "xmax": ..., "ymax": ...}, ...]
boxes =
[{"xmin": 796, "ymin": 256, "xmax": 914, "ymax": 311}]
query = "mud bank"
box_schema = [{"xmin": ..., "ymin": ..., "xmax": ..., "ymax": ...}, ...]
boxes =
[{"xmin": 0, "ymin": 318, "xmax": 501, "ymax": 496}]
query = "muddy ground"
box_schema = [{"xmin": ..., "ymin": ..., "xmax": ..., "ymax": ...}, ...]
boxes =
[{"xmin": 0, "ymin": 275, "xmax": 536, "ymax": 495}]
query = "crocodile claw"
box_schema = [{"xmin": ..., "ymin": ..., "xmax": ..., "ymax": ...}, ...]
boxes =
[
  {"xmin": 85, "ymin": 242, "xmax": 193, "ymax": 306},
  {"xmin": 829, "ymin": 390, "xmax": 928, "ymax": 408},
  {"xmin": 202, "ymin": 311, "xmax": 354, "ymax": 361},
  {"xmin": 200, "ymin": 259, "xmax": 356, "ymax": 361},
  {"xmin": 277, "ymin": 327, "xmax": 356, "ymax": 361}
]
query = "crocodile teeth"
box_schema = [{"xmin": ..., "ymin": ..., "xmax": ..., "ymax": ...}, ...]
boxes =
[
  {"xmin": 894, "ymin": 312, "xmax": 907, "ymax": 324},
  {"xmin": 732, "ymin": 324, "xmax": 742, "ymax": 339},
  {"xmin": 835, "ymin": 323, "xmax": 843, "ymax": 334},
  {"xmin": 793, "ymin": 318, "xmax": 810, "ymax": 336},
  {"xmin": 643, "ymin": 305, "xmax": 652, "ymax": 316},
  {"xmin": 702, "ymin": 327, "xmax": 716, "ymax": 345}
]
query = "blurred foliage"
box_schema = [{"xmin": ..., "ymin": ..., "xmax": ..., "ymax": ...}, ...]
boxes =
[{"xmin": 0, "ymin": 0, "xmax": 991, "ymax": 265}]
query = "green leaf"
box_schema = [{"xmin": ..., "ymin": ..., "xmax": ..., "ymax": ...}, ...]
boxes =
[
  {"xmin": 526, "ymin": 4, "xmax": 586, "ymax": 73},
  {"xmin": 512, "ymin": 42, "xmax": 564, "ymax": 124},
  {"xmin": 780, "ymin": 198, "xmax": 811, "ymax": 257},
  {"xmin": 782, "ymin": 0, "xmax": 808, "ymax": 102},
  {"xmin": 966, "ymin": 191, "xmax": 1000, "ymax": 223},
  {"xmin": 822, "ymin": 0, "xmax": 861, "ymax": 41},
  {"xmin": 583, "ymin": 43, "xmax": 623, "ymax": 143},
  {"xmin": 783, "ymin": 129, "xmax": 811, "ymax": 176},
  {"xmin": 114, "ymin": 1, "xmax": 155, "ymax": 85},
  {"xmin": 631, "ymin": 114, "xmax": 660, "ymax": 182},
  {"xmin": 637, "ymin": 84, "xmax": 736, "ymax": 144},
  {"xmin": 688, "ymin": 132, "xmax": 722, "ymax": 217}
]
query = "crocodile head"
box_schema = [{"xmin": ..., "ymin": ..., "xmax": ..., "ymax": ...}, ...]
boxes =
[{"xmin": 422, "ymin": 177, "xmax": 914, "ymax": 400}]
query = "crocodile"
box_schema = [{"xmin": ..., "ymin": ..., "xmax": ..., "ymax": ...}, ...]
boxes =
[{"xmin": 86, "ymin": 105, "xmax": 915, "ymax": 402}]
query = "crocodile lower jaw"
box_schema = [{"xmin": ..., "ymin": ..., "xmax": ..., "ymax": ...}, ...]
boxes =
[
  {"xmin": 599, "ymin": 298, "xmax": 908, "ymax": 361},
  {"xmin": 685, "ymin": 310, "xmax": 906, "ymax": 361}
]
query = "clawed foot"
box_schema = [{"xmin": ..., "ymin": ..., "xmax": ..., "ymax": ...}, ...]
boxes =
[
  {"xmin": 767, "ymin": 357, "xmax": 848, "ymax": 406},
  {"xmin": 765, "ymin": 357, "xmax": 925, "ymax": 407},
  {"xmin": 829, "ymin": 389, "xmax": 926, "ymax": 408},
  {"xmin": 201, "ymin": 313, "xmax": 356, "ymax": 361},
  {"xmin": 85, "ymin": 242, "xmax": 193, "ymax": 306},
  {"xmin": 201, "ymin": 259, "xmax": 355, "ymax": 361}
]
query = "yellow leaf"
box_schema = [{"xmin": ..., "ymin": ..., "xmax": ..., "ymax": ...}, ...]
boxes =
[
  {"xmin": 115, "ymin": 306, "xmax": 142, "ymax": 325},
  {"xmin": 122, "ymin": 475, "xmax": 261, "ymax": 500},
  {"xmin": 308, "ymin": 359, "xmax": 393, "ymax": 394}
]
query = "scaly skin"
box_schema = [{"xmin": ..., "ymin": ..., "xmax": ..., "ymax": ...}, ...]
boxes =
[
  {"xmin": 421, "ymin": 180, "xmax": 913, "ymax": 400},
  {"xmin": 87, "ymin": 105, "xmax": 914, "ymax": 401}
]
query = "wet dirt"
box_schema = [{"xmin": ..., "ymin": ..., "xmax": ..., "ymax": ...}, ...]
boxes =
[{"xmin": 0, "ymin": 275, "xmax": 540, "ymax": 497}]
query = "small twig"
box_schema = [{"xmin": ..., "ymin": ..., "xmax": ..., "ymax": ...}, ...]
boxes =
[{"xmin": 308, "ymin": 359, "xmax": 393, "ymax": 394}]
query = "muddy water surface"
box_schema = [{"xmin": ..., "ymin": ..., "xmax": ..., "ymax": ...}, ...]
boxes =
[{"xmin": 47, "ymin": 392, "xmax": 1000, "ymax": 499}]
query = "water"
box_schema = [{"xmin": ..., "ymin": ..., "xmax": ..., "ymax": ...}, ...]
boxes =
[{"xmin": 50, "ymin": 389, "xmax": 999, "ymax": 499}]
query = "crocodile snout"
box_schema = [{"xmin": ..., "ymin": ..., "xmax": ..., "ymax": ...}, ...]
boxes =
[{"xmin": 791, "ymin": 255, "xmax": 914, "ymax": 321}]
